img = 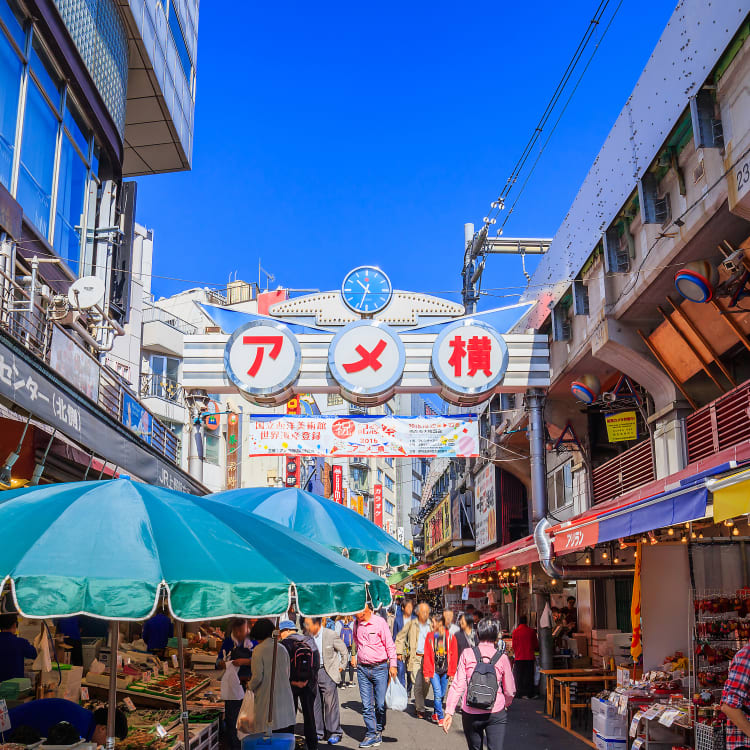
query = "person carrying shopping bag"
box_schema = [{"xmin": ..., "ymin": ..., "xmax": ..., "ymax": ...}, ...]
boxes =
[
  {"xmin": 442, "ymin": 617, "xmax": 516, "ymax": 750},
  {"xmin": 422, "ymin": 615, "xmax": 458, "ymax": 726}
]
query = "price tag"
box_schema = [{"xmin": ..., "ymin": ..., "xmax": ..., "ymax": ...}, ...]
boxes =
[
  {"xmin": 116, "ymin": 653, "xmax": 123, "ymax": 668},
  {"xmin": 123, "ymin": 697, "xmax": 136, "ymax": 712},
  {"xmin": 618, "ymin": 694, "xmax": 628, "ymax": 715},
  {"xmin": 80, "ymin": 686, "xmax": 89, "ymax": 701},
  {"xmin": 629, "ymin": 711, "xmax": 643, "ymax": 738},
  {"xmin": 181, "ymin": 711, "xmax": 190, "ymax": 722},
  {"xmin": 642, "ymin": 707, "xmax": 659, "ymax": 720},
  {"xmin": 632, "ymin": 739, "xmax": 644, "ymax": 750},
  {"xmin": 142, "ymin": 670, "xmax": 151, "ymax": 682},
  {"xmin": 0, "ymin": 699, "xmax": 10, "ymax": 732},
  {"xmin": 162, "ymin": 662, "xmax": 170, "ymax": 676},
  {"xmin": 609, "ymin": 691, "xmax": 618, "ymax": 704},
  {"xmin": 172, "ymin": 654, "xmax": 179, "ymax": 668},
  {"xmin": 155, "ymin": 723, "xmax": 168, "ymax": 738}
]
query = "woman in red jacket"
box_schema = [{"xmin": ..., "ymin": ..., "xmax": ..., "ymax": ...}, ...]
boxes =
[{"xmin": 423, "ymin": 614, "xmax": 459, "ymax": 725}]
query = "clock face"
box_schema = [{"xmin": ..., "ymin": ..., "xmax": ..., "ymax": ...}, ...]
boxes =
[{"xmin": 341, "ymin": 266, "xmax": 393, "ymax": 314}]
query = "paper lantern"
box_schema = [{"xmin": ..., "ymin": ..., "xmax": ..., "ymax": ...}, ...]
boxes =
[
  {"xmin": 674, "ymin": 261, "xmax": 718, "ymax": 303},
  {"xmin": 571, "ymin": 374, "xmax": 600, "ymax": 403}
]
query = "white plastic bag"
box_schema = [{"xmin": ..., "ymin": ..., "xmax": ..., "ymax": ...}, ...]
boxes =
[
  {"xmin": 236, "ymin": 689, "xmax": 256, "ymax": 737},
  {"xmin": 221, "ymin": 660, "xmax": 245, "ymax": 701},
  {"xmin": 385, "ymin": 678, "xmax": 408, "ymax": 711}
]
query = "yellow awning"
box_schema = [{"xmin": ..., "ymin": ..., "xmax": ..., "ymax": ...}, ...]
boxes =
[
  {"xmin": 442, "ymin": 551, "xmax": 480, "ymax": 568},
  {"xmin": 709, "ymin": 468, "xmax": 750, "ymax": 522}
]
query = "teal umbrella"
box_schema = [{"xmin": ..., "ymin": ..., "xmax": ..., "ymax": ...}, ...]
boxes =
[
  {"xmin": 211, "ymin": 487, "xmax": 413, "ymax": 567},
  {"xmin": 0, "ymin": 478, "xmax": 391, "ymax": 620}
]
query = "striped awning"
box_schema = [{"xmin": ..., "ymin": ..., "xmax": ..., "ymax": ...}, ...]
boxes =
[{"xmin": 428, "ymin": 570, "xmax": 452, "ymax": 590}]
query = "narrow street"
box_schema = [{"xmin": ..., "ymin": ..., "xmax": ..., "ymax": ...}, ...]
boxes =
[{"xmin": 329, "ymin": 683, "xmax": 588, "ymax": 750}]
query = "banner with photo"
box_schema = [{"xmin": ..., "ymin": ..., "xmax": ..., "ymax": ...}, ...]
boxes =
[{"xmin": 245, "ymin": 414, "xmax": 479, "ymax": 457}]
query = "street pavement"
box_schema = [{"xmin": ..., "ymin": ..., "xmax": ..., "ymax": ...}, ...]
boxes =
[{"xmin": 326, "ymin": 682, "xmax": 589, "ymax": 750}]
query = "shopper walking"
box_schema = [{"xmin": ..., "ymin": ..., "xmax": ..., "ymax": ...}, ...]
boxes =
[
  {"xmin": 280, "ymin": 619, "xmax": 319, "ymax": 750},
  {"xmin": 456, "ymin": 614, "xmax": 476, "ymax": 660},
  {"xmin": 352, "ymin": 603, "xmax": 398, "ymax": 748},
  {"xmin": 393, "ymin": 599, "xmax": 415, "ymax": 690},
  {"xmin": 443, "ymin": 618, "xmax": 516, "ymax": 750},
  {"xmin": 511, "ymin": 615, "xmax": 538, "ymax": 699},
  {"xmin": 217, "ymin": 619, "xmax": 253, "ymax": 750},
  {"xmin": 443, "ymin": 610, "xmax": 460, "ymax": 637},
  {"xmin": 395, "ymin": 602, "xmax": 432, "ymax": 718},
  {"xmin": 423, "ymin": 615, "xmax": 458, "ymax": 726},
  {"xmin": 248, "ymin": 619, "xmax": 297, "ymax": 736},
  {"xmin": 339, "ymin": 617, "xmax": 355, "ymax": 687},
  {"xmin": 304, "ymin": 617, "xmax": 348, "ymax": 744}
]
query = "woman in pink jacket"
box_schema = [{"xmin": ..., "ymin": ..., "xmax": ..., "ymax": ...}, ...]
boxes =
[{"xmin": 442, "ymin": 618, "xmax": 516, "ymax": 750}]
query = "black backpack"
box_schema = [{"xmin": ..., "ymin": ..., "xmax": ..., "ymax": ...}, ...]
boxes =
[
  {"xmin": 285, "ymin": 635, "xmax": 316, "ymax": 684},
  {"xmin": 466, "ymin": 646, "xmax": 501, "ymax": 710}
]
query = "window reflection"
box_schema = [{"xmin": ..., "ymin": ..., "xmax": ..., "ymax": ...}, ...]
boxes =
[
  {"xmin": 0, "ymin": 31, "xmax": 21, "ymax": 189},
  {"xmin": 54, "ymin": 135, "xmax": 87, "ymax": 275}
]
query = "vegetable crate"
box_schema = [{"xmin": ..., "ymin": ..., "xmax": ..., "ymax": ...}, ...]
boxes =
[{"xmin": 695, "ymin": 721, "xmax": 725, "ymax": 750}]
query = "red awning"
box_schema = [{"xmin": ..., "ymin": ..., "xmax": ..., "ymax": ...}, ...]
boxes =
[
  {"xmin": 476, "ymin": 535, "xmax": 539, "ymax": 571},
  {"xmin": 428, "ymin": 570, "xmax": 451, "ymax": 590},
  {"xmin": 450, "ymin": 568, "xmax": 468, "ymax": 586}
]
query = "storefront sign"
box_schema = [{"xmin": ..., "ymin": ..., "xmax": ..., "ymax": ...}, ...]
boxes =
[
  {"xmin": 245, "ymin": 415, "xmax": 478, "ymax": 457},
  {"xmin": 553, "ymin": 520, "xmax": 599, "ymax": 554},
  {"xmin": 226, "ymin": 412, "xmax": 239, "ymax": 489},
  {"xmin": 374, "ymin": 484, "xmax": 383, "ymax": 527},
  {"xmin": 605, "ymin": 411, "xmax": 638, "ymax": 442},
  {"xmin": 49, "ymin": 328, "xmax": 99, "ymax": 401},
  {"xmin": 474, "ymin": 463, "xmax": 497, "ymax": 551},
  {"xmin": 122, "ymin": 391, "xmax": 151, "ymax": 444},
  {"xmin": 203, "ymin": 400, "xmax": 221, "ymax": 431},
  {"xmin": 425, "ymin": 495, "xmax": 452, "ymax": 555},
  {"xmin": 285, "ymin": 397, "xmax": 301, "ymax": 487},
  {"xmin": 332, "ymin": 464, "xmax": 343, "ymax": 503},
  {"xmin": 357, "ymin": 495, "xmax": 364, "ymax": 516}
]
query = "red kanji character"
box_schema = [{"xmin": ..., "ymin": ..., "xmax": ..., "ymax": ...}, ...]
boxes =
[
  {"xmin": 448, "ymin": 335, "xmax": 466, "ymax": 376},
  {"xmin": 242, "ymin": 335, "xmax": 284, "ymax": 377},
  {"xmin": 342, "ymin": 339, "xmax": 387, "ymax": 373},
  {"xmin": 467, "ymin": 336, "xmax": 493, "ymax": 377}
]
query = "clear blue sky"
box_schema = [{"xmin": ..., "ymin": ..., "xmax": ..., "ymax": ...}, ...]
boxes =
[{"xmin": 137, "ymin": 0, "xmax": 676, "ymax": 309}]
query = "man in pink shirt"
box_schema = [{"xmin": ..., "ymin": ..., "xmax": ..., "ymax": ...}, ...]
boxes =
[
  {"xmin": 443, "ymin": 618, "xmax": 515, "ymax": 750},
  {"xmin": 352, "ymin": 604, "xmax": 398, "ymax": 748}
]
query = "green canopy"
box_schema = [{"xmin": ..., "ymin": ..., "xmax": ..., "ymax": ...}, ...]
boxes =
[
  {"xmin": 0, "ymin": 479, "xmax": 391, "ymax": 620},
  {"xmin": 386, "ymin": 569, "xmax": 413, "ymax": 586},
  {"xmin": 211, "ymin": 487, "xmax": 414, "ymax": 567}
]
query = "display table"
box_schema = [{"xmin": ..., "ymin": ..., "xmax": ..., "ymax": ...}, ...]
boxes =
[
  {"xmin": 540, "ymin": 668, "xmax": 609, "ymax": 716},
  {"xmin": 554, "ymin": 674, "xmax": 616, "ymax": 730}
]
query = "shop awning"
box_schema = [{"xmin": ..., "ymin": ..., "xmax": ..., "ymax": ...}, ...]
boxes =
[
  {"xmin": 450, "ymin": 568, "xmax": 469, "ymax": 586},
  {"xmin": 387, "ymin": 569, "xmax": 413, "ymax": 587},
  {"xmin": 708, "ymin": 467, "xmax": 750, "ymax": 522},
  {"xmin": 428, "ymin": 570, "xmax": 452, "ymax": 589},
  {"xmin": 550, "ymin": 462, "xmax": 740, "ymax": 553},
  {"xmin": 472, "ymin": 535, "xmax": 539, "ymax": 571},
  {"xmin": 443, "ymin": 551, "xmax": 480, "ymax": 568}
]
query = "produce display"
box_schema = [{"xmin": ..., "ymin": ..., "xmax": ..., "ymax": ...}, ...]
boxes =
[
  {"xmin": 0, "ymin": 744, "xmax": 27, "ymax": 750},
  {"xmin": 127, "ymin": 672, "xmax": 209, "ymax": 700},
  {"xmin": 120, "ymin": 727, "xmax": 177, "ymax": 750}
]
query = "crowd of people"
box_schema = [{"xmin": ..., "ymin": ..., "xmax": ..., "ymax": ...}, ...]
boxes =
[{"xmin": 216, "ymin": 596, "xmax": 542, "ymax": 750}]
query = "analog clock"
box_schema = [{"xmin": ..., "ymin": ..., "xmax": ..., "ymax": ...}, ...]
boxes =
[{"xmin": 341, "ymin": 266, "xmax": 393, "ymax": 314}]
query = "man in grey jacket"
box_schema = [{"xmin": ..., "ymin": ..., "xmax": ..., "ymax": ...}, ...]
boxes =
[{"xmin": 305, "ymin": 617, "xmax": 349, "ymax": 745}]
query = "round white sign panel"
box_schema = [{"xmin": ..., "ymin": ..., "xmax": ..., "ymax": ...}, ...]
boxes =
[
  {"xmin": 432, "ymin": 320, "xmax": 509, "ymax": 396},
  {"xmin": 224, "ymin": 321, "xmax": 301, "ymax": 396},
  {"xmin": 328, "ymin": 321, "xmax": 405, "ymax": 396}
]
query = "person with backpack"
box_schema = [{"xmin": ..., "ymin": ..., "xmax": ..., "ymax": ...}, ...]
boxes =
[
  {"xmin": 442, "ymin": 617, "xmax": 516, "ymax": 750},
  {"xmin": 280, "ymin": 619, "xmax": 320, "ymax": 750},
  {"xmin": 423, "ymin": 615, "xmax": 458, "ymax": 726},
  {"xmin": 339, "ymin": 617, "xmax": 355, "ymax": 687}
]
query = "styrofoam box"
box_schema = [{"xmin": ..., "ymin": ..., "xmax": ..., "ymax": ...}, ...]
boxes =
[
  {"xmin": 591, "ymin": 697, "xmax": 620, "ymax": 720},
  {"xmin": 592, "ymin": 629, "xmax": 620, "ymax": 639},
  {"xmin": 593, "ymin": 730, "xmax": 627, "ymax": 750},
  {"xmin": 594, "ymin": 713, "xmax": 627, "ymax": 739}
]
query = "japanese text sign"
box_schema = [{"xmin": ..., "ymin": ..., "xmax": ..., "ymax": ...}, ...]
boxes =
[{"xmin": 605, "ymin": 411, "xmax": 638, "ymax": 442}]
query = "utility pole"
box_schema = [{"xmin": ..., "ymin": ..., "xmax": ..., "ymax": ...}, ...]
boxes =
[{"xmin": 460, "ymin": 224, "xmax": 552, "ymax": 312}]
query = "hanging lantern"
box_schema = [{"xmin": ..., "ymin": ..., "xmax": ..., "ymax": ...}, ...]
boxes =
[
  {"xmin": 674, "ymin": 261, "xmax": 718, "ymax": 303},
  {"xmin": 571, "ymin": 374, "xmax": 600, "ymax": 403}
]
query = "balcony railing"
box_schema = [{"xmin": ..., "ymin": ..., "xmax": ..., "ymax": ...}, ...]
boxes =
[
  {"xmin": 0, "ymin": 264, "xmax": 180, "ymax": 465},
  {"xmin": 140, "ymin": 373, "xmax": 185, "ymax": 405},
  {"xmin": 591, "ymin": 438, "xmax": 655, "ymax": 505}
]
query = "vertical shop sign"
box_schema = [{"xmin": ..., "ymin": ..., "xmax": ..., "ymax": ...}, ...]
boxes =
[
  {"xmin": 342, "ymin": 488, "xmax": 348, "ymax": 508},
  {"xmin": 332, "ymin": 465, "xmax": 343, "ymax": 503},
  {"xmin": 285, "ymin": 398, "xmax": 301, "ymax": 487},
  {"xmin": 374, "ymin": 484, "xmax": 383, "ymax": 527},
  {"xmin": 474, "ymin": 463, "xmax": 497, "ymax": 550},
  {"xmin": 226, "ymin": 412, "xmax": 239, "ymax": 489}
]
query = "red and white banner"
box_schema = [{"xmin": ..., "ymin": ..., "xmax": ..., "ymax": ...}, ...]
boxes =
[
  {"xmin": 285, "ymin": 397, "xmax": 301, "ymax": 488},
  {"xmin": 374, "ymin": 484, "xmax": 383, "ymax": 527},
  {"xmin": 332, "ymin": 465, "xmax": 343, "ymax": 504},
  {"xmin": 246, "ymin": 415, "xmax": 478, "ymax": 457}
]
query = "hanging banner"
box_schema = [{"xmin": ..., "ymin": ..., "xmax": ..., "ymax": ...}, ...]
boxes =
[
  {"xmin": 474, "ymin": 463, "xmax": 497, "ymax": 551},
  {"xmin": 285, "ymin": 397, "xmax": 301, "ymax": 487},
  {"xmin": 605, "ymin": 411, "xmax": 638, "ymax": 442},
  {"xmin": 245, "ymin": 414, "xmax": 479, "ymax": 457},
  {"xmin": 226, "ymin": 412, "xmax": 239, "ymax": 489},
  {"xmin": 332, "ymin": 464, "xmax": 343, "ymax": 503},
  {"xmin": 374, "ymin": 484, "xmax": 383, "ymax": 527}
]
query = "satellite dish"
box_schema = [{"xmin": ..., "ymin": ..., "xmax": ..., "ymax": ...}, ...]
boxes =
[{"xmin": 68, "ymin": 276, "xmax": 105, "ymax": 310}]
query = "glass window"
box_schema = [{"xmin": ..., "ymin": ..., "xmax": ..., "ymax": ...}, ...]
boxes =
[
  {"xmin": 0, "ymin": 0, "xmax": 25, "ymax": 52},
  {"xmin": 150, "ymin": 355, "xmax": 181, "ymax": 400},
  {"xmin": 384, "ymin": 475, "xmax": 394, "ymax": 491},
  {"xmin": 547, "ymin": 460, "xmax": 574, "ymax": 511},
  {"xmin": 0, "ymin": 30, "xmax": 21, "ymax": 189},
  {"xmin": 17, "ymin": 80, "xmax": 58, "ymax": 236},
  {"xmin": 30, "ymin": 37, "xmax": 61, "ymax": 110},
  {"xmin": 376, "ymin": 468, "xmax": 382, "ymax": 482},
  {"xmin": 168, "ymin": 1, "xmax": 192, "ymax": 84},
  {"xmin": 385, "ymin": 456, "xmax": 393, "ymax": 467},
  {"xmin": 204, "ymin": 433, "xmax": 220, "ymax": 465},
  {"xmin": 384, "ymin": 500, "xmax": 395, "ymax": 515},
  {"xmin": 64, "ymin": 96, "xmax": 89, "ymax": 159},
  {"xmin": 54, "ymin": 134, "xmax": 87, "ymax": 273}
]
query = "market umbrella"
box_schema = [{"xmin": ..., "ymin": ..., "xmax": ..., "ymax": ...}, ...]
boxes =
[
  {"xmin": 0, "ymin": 478, "xmax": 391, "ymax": 747},
  {"xmin": 211, "ymin": 486, "xmax": 414, "ymax": 567}
]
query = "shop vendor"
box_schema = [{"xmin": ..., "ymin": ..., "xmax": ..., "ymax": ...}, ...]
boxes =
[{"xmin": 0, "ymin": 613, "xmax": 36, "ymax": 682}]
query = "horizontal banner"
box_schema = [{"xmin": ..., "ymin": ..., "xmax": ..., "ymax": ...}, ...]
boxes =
[{"xmin": 246, "ymin": 415, "xmax": 479, "ymax": 457}]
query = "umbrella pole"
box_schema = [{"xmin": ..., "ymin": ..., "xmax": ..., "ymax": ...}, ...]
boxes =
[
  {"xmin": 106, "ymin": 621, "xmax": 119, "ymax": 749},
  {"xmin": 176, "ymin": 621, "xmax": 191, "ymax": 750}
]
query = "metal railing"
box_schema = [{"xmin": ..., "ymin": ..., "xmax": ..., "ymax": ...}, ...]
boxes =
[
  {"xmin": 591, "ymin": 438, "xmax": 655, "ymax": 505},
  {"xmin": 686, "ymin": 379, "xmax": 750, "ymax": 464},
  {"xmin": 0, "ymin": 263, "xmax": 180, "ymax": 464},
  {"xmin": 142, "ymin": 305, "xmax": 198, "ymax": 335},
  {"xmin": 140, "ymin": 372, "xmax": 185, "ymax": 405}
]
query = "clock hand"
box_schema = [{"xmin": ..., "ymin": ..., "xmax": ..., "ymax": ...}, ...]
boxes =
[{"xmin": 357, "ymin": 279, "xmax": 368, "ymax": 291}]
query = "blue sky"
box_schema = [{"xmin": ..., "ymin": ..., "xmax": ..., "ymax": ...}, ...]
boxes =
[{"xmin": 138, "ymin": 0, "xmax": 676, "ymax": 309}]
